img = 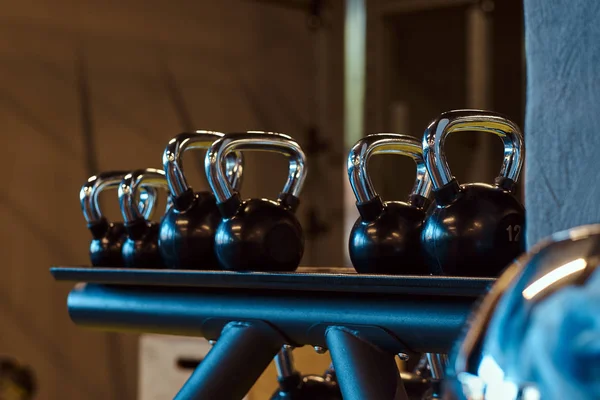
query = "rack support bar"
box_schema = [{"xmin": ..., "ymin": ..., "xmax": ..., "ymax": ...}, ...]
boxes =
[
  {"xmin": 326, "ymin": 326, "xmax": 409, "ymax": 400},
  {"xmin": 175, "ymin": 321, "xmax": 283, "ymax": 400}
]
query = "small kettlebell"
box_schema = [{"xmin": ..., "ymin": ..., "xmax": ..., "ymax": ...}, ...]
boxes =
[
  {"xmin": 80, "ymin": 171, "xmax": 157, "ymax": 267},
  {"xmin": 421, "ymin": 109, "xmax": 525, "ymax": 276},
  {"xmin": 348, "ymin": 133, "xmax": 433, "ymax": 274},
  {"xmin": 205, "ymin": 131, "xmax": 307, "ymax": 272},
  {"xmin": 270, "ymin": 347, "xmax": 342, "ymax": 400},
  {"xmin": 159, "ymin": 131, "xmax": 243, "ymax": 269},
  {"xmin": 119, "ymin": 168, "xmax": 170, "ymax": 268}
]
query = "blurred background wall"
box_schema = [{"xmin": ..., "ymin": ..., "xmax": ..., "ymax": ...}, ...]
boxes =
[
  {"xmin": 0, "ymin": 0, "xmax": 525, "ymax": 399},
  {"xmin": 0, "ymin": 1, "xmax": 343, "ymax": 398}
]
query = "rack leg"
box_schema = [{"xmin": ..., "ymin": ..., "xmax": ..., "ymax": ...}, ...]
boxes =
[
  {"xmin": 326, "ymin": 326, "xmax": 409, "ymax": 400},
  {"xmin": 174, "ymin": 322, "xmax": 283, "ymax": 400}
]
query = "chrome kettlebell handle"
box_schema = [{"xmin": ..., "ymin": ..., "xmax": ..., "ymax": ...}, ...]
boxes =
[
  {"xmin": 80, "ymin": 171, "xmax": 157, "ymax": 224},
  {"xmin": 205, "ymin": 131, "xmax": 307, "ymax": 211},
  {"xmin": 422, "ymin": 110, "xmax": 524, "ymax": 191},
  {"xmin": 163, "ymin": 131, "xmax": 244, "ymax": 204},
  {"xmin": 348, "ymin": 133, "xmax": 432, "ymax": 206},
  {"xmin": 118, "ymin": 168, "xmax": 169, "ymax": 224}
]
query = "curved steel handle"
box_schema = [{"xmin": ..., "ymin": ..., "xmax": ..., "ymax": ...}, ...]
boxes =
[
  {"xmin": 80, "ymin": 171, "xmax": 157, "ymax": 224},
  {"xmin": 118, "ymin": 168, "xmax": 169, "ymax": 224},
  {"xmin": 422, "ymin": 109, "xmax": 524, "ymax": 191},
  {"xmin": 347, "ymin": 133, "xmax": 432, "ymax": 205},
  {"xmin": 205, "ymin": 131, "xmax": 307, "ymax": 207},
  {"xmin": 163, "ymin": 131, "xmax": 244, "ymax": 200}
]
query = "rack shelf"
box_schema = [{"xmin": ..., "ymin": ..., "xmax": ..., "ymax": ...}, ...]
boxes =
[{"xmin": 51, "ymin": 266, "xmax": 493, "ymax": 296}]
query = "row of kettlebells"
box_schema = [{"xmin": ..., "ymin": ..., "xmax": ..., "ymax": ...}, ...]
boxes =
[
  {"xmin": 80, "ymin": 109, "xmax": 525, "ymax": 277},
  {"xmin": 81, "ymin": 130, "xmax": 306, "ymax": 272},
  {"xmin": 349, "ymin": 109, "xmax": 526, "ymax": 277}
]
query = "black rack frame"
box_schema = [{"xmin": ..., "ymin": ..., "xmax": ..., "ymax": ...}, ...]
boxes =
[{"xmin": 51, "ymin": 267, "xmax": 493, "ymax": 400}]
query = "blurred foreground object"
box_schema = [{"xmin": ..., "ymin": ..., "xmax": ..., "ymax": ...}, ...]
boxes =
[
  {"xmin": 0, "ymin": 357, "xmax": 36, "ymax": 400},
  {"xmin": 446, "ymin": 224, "xmax": 600, "ymax": 400}
]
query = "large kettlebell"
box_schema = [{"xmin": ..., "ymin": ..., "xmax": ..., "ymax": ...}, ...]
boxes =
[
  {"xmin": 421, "ymin": 110, "xmax": 525, "ymax": 276},
  {"xmin": 270, "ymin": 347, "xmax": 342, "ymax": 400},
  {"xmin": 119, "ymin": 168, "xmax": 169, "ymax": 268},
  {"xmin": 80, "ymin": 171, "xmax": 157, "ymax": 267},
  {"xmin": 159, "ymin": 131, "xmax": 243, "ymax": 269},
  {"xmin": 205, "ymin": 131, "xmax": 307, "ymax": 272},
  {"xmin": 348, "ymin": 133, "xmax": 433, "ymax": 274}
]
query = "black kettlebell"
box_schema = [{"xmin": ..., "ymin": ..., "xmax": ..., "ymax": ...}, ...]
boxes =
[
  {"xmin": 159, "ymin": 131, "xmax": 243, "ymax": 269},
  {"xmin": 80, "ymin": 171, "xmax": 157, "ymax": 267},
  {"xmin": 270, "ymin": 347, "xmax": 342, "ymax": 400},
  {"xmin": 421, "ymin": 109, "xmax": 525, "ymax": 277},
  {"xmin": 398, "ymin": 372, "xmax": 430, "ymax": 400},
  {"xmin": 348, "ymin": 133, "xmax": 433, "ymax": 274},
  {"xmin": 205, "ymin": 131, "xmax": 307, "ymax": 272},
  {"xmin": 119, "ymin": 168, "xmax": 170, "ymax": 268}
]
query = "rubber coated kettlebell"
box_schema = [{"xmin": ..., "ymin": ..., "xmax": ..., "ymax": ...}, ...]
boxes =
[
  {"xmin": 80, "ymin": 171, "xmax": 157, "ymax": 267},
  {"xmin": 119, "ymin": 168, "xmax": 170, "ymax": 268},
  {"xmin": 421, "ymin": 109, "xmax": 525, "ymax": 276},
  {"xmin": 205, "ymin": 131, "xmax": 307, "ymax": 271},
  {"xmin": 348, "ymin": 133, "xmax": 433, "ymax": 274},
  {"xmin": 270, "ymin": 347, "xmax": 342, "ymax": 400},
  {"xmin": 159, "ymin": 131, "xmax": 243, "ymax": 269}
]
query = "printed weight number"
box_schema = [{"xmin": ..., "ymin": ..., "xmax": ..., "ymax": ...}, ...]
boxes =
[{"xmin": 506, "ymin": 225, "xmax": 522, "ymax": 242}]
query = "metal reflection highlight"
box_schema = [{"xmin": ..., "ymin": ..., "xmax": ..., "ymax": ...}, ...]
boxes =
[{"xmin": 522, "ymin": 258, "xmax": 586, "ymax": 300}]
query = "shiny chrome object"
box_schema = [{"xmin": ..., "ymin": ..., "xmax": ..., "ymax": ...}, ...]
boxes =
[
  {"xmin": 205, "ymin": 131, "xmax": 306, "ymax": 204},
  {"xmin": 447, "ymin": 224, "xmax": 600, "ymax": 400},
  {"xmin": 118, "ymin": 168, "xmax": 169, "ymax": 223},
  {"xmin": 422, "ymin": 110, "xmax": 524, "ymax": 190},
  {"xmin": 275, "ymin": 346, "xmax": 296, "ymax": 379},
  {"xmin": 163, "ymin": 130, "xmax": 243, "ymax": 199},
  {"xmin": 348, "ymin": 133, "xmax": 432, "ymax": 203},
  {"xmin": 80, "ymin": 171, "xmax": 157, "ymax": 223},
  {"xmin": 426, "ymin": 353, "xmax": 448, "ymax": 380}
]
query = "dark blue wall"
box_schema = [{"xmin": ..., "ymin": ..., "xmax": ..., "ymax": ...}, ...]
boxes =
[{"xmin": 524, "ymin": 0, "xmax": 600, "ymax": 246}]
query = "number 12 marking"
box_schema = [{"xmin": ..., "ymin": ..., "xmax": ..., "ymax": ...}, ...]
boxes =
[{"xmin": 506, "ymin": 225, "xmax": 522, "ymax": 242}]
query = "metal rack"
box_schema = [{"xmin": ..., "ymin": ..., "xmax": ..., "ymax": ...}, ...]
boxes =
[{"xmin": 51, "ymin": 266, "xmax": 493, "ymax": 400}]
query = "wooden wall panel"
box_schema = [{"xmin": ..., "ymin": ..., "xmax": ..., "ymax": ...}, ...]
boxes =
[{"xmin": 0, "ymin": 1, "xmax": 344, "ymax": 399}]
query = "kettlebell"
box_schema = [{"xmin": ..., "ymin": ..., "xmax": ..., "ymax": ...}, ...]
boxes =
[
  {"xmin": 80, "ymin": 171, "xmax": 157, "ymax": 267},
  {"xmin": 398, "ymin": 372, "xmax": 430, "ymax": 400},
  {"xmin": 348, "ymin": 133, "xmax": 433, "ymax": 274},
  {"xmin": 270, "ymin": 347, "xmax": 342, "ymax": 400},
  {"xmin": 205, "ymin": 131, "xmax": 307, "ymax": 272},
  {"xmin": 421, "ymin": 109, "xmax": 525, "ymax": 276},
  {"xmin": 119, "ymin": 168, "xmax": 170, "ymax": 268},
  {"xmin": 159, "ymin": 131, "xmax": 244, "ymax": 269}
]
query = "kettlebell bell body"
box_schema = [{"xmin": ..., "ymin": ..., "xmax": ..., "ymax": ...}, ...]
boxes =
[
  {"xmin": 80, "ymin": 171, "xmax": 157, "ymax": 267},
  {"xmin": 348, "ymin": 134, "xmax": 432, "ymax": 274},
  {"xmin": 421, "ymin": 110, "xmax": 526, "ymax": 276},
  {"xmin": 159, "ymin": 131, "xmax": 243, "ymax": 269},
  {"xmin": 270, "ymin": 347, "xmax": 342, "ymax": 400},
  {"xmin": 271, "ymin": 375, "xmax": 342, "ymax": 400},
  {"xmin": 119, "ymin": 168, "xmax": 170, "ymax": 269},
  {"xmin": 206, "ymin": 132, "xmax": 307, "ymax": 272},
  {"xmin": 215, "ymin": 198, "xmax": 304, "ymax": 271}
]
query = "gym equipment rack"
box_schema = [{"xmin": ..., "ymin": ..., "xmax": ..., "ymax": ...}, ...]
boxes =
[{"xmin": 51, "ymin": 266, "xmax": 493, "ymax": 400}]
